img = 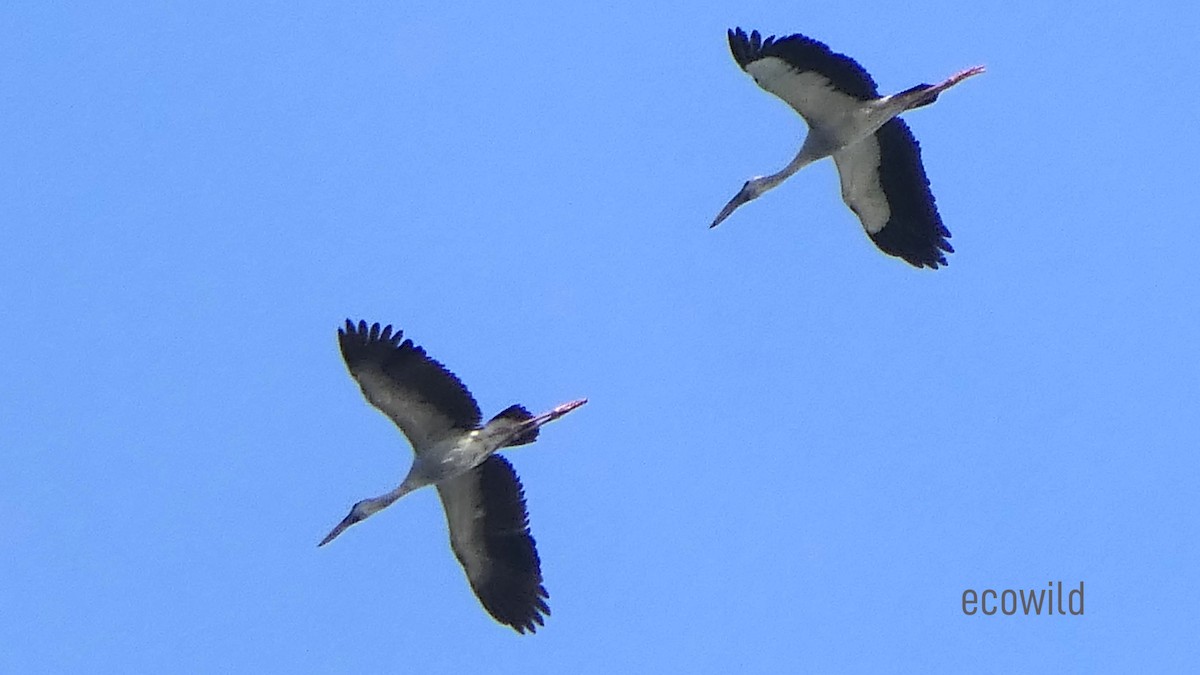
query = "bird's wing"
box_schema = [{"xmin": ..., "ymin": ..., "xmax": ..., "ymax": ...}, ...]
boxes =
[
  {"xmin": 338, "ymin": 320, "xmax": 482, "ymax": 451},
  {"xmin": 437, "ymin": 455, "xmax": 549, "ymax": 634},
  {"xmin": 728, "ymin": 27, "xmax": 879, "ymax": 131},
  {"xmin": 831, "ymin": 119, "xmax": 953, "ymax": 268}
]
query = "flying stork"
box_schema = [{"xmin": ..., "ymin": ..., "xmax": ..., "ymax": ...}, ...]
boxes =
[
  {"xmin": 711, "ymin": 27, "xmax": 985, "ymax": 268},
  {"xmin": 319, "ymin": 320, "xmax": 587, "ymax": 634}
]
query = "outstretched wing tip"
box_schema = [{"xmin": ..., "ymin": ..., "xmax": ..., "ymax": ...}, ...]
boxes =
[
  {"xmin": 338, "ymin": 319, "xmax": 405, "ymax": 344},
  {"xmin": 439, "ymin": 456, "xmax": 550, "ymax": 635},
  {"xmin": 337, "ymin": 319, "xmax": 481, "ymax": 442},
  {"xmin": 727, "ymin": 26, "xmax": 879, "ymax": 101},
  {"xmin": 873, "ymin": 121, "xmax": 955, "ymax": 269}
]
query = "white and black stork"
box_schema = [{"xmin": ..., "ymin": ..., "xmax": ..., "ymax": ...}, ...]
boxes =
[
  {"xmin": 319, "ymin": 320, "xmax": 586, "ymax": 634},
  {"xmin": 711, "ymin": 27, "xmax": 984, "ymax": 268}
]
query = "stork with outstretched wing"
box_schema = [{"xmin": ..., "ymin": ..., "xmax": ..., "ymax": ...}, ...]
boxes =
[
  {"xmin": 712, "ymin": 27, "xmax": 984, "ymax": 268},
  {"xmin": 319, "ymin": 320, "xmax": 586, "ymax": 634}
]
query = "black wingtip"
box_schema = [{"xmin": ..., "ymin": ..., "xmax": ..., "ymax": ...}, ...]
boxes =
[
  {"xmin": 337, "ymin": 319, "xmax": 482, "ymax": 430},
  {"xmin": 871, "ymin": 224, "xmax": 953, "ymax": 269},
  {"xmin": 727, "ymin": 26, "xmax": 763, "ymax": 71},
  {"xmin": 337, "ymin": 320, "xmax": 406, "ymax": 361},
  {"xmin": 866, "ymin": 121, "xmax": 955, "ymax": 269},
  {"xmin": 505, "ymin": 587, "xmax": 550, "ymax": 634},
  {"xmin": 467, "ymin": 456, "xmax": 552, "ymax": 635},
  {"xmin": 727, "ymin": 27, "xmax": 879, "ymax": 100}
]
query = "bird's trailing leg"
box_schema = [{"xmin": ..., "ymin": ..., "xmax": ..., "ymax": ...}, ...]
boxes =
[
  {"xmin": 943, "ymin": 65, "xmax": 987, "ymax": 88},
  {"xmin": 926, "ymin": 65, "xmax": 986, "ymax": 101},
  {"xmin": 896, "ymin": 65, "xmax": 987, "ymax": 110},
  {"xmin": 525, "ymin": 398, "xmax": 587, "ymax": 429}
]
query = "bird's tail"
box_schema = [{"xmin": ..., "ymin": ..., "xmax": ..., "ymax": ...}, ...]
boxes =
[
  {"xmin": 489, "ymin": 405, "xmax": 541, "ymax": 446},
  {"xmin": 487, "ymin": 398, "xmax": 588, "ymax": 447},
  {"xmin": 899, "ymin": 83, "xmax": 940, "ymax": 109}
]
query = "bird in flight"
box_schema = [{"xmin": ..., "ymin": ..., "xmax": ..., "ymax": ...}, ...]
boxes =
[
  {"xmin": 320, "ymin": 320, "xmax": 587, "ymax": 634},
  {"xmin": 712, "ymin": 27, "xmax": 984, "ymax": 268}
]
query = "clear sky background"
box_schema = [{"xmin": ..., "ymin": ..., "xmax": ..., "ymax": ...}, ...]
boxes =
[{"xmin": 3, "ymin": 2, "xmax": 1198, "ymax": 672}]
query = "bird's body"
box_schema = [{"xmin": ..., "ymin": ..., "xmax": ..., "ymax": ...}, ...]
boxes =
[
  {"xmin": 712, "ymin": 28, "xmax": 984, "ymax": 268},
  {"xmin": 319, "ymin": 320, "xmax": 586, "ymax": 634},
  {"xmin": 393, "ymin": 410, "xmax": 540, "ymax": 486}
]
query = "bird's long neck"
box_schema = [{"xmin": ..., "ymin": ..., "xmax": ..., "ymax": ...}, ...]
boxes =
[
  {"xmin": 318, "ymin": 475, "xmax": 425, "ymax": 547},
  {"xmin": 762, "ymin": 142, "xmax": 823, "ymax": 191},
  {"xmin": 362, "ymin": 476, "xmax": 422, "ymax": 516}
]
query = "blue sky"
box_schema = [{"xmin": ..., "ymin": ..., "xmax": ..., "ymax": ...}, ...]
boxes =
[{"xmin": 3, "ymin": 1, "xmax": 1197, "ymax": 672}]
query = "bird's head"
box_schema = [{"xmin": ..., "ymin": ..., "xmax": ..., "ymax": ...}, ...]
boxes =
[
  {"xmin": 318, "ymin": 499, "xmax": 380, "ymax": 547},
  {"xmin": 741, "ymin": 177, "xmax": 768, "ymax": 197},
  {"xmin": 710, "ymin": 177, "xmax": 767, "ymax": 229}
]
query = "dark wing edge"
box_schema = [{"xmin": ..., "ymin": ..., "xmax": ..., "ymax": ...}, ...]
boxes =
[
  {"xmin": 337, "ymin": 319, "xmax": 482, "ymax": 431},
  {"xmin": 727, "ymin": 27, "xmax": 879, "ymax": 100},
  {"xmin": 727, "ymin": 27, "xmax": 765, "ymax": 71},
  {"xmin": 438, "ymin": 455, "xmax": 549, "ymax": 634},
  {"xmin": 868, "ymin": 120, "xmax": 954, "ymax": 269}
]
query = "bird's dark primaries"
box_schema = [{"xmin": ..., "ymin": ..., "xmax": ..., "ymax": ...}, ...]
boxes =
[
  {"xmin": 716, "ymin": 26, "xmax": 983, "ymax": 268},
  {"xmin": 323, "ymin": 319, "xmax": 586, "ymax": 634},
  {"xmin": 318, "ymin": 25, "xmax": 983, "ymax": 640}
]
